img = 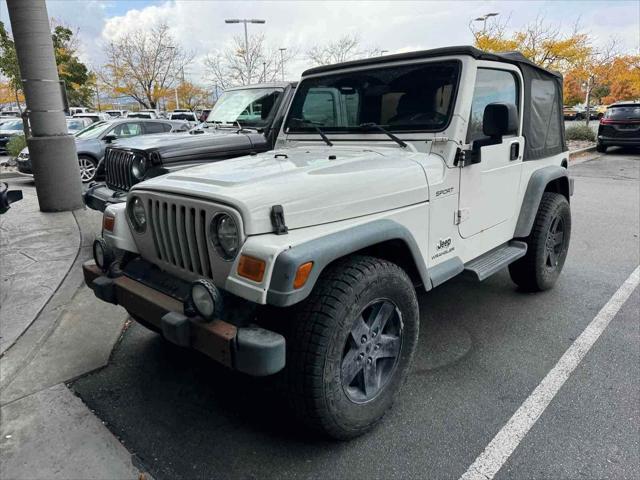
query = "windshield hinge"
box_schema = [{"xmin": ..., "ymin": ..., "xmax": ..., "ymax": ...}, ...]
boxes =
[{"xmin": 270, "ymin": 205, "xmax": 288, "ymax": 235}]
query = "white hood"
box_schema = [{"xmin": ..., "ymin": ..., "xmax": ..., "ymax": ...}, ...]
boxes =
[{"xmin": 134, "ymin": 145, "xmax": 433, "ymax": 235}]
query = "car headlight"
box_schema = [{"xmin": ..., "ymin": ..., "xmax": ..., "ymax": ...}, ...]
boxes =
[
  {"xmin": 131, "ymin": 156, "xmax": 147, "ymax": 179},
  {"xmin": 128, "ymin": 196, "xmax": 147, "ymax": 233},
  {"xmin": 210, "ymin": 213, "xmax": 239, "ymax": 260}
]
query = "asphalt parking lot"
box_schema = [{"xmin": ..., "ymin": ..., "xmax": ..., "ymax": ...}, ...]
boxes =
[{"xmin": 71, "ymin": 148, "xmax": 639, "ymax": 480}]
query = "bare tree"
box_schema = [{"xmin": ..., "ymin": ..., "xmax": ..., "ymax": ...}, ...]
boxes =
[
  {"xmin": 100, "ymin": 22, "xmax": 193, "ymax": 109},
  {"xmin": 205, "ymin": 34, "xmax": 295, "ymax": 89},
  {"xmin": 306, "ymin": 34, "xmax": 381, "ymax": 66}
]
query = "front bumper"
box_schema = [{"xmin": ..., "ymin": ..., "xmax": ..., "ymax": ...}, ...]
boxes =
[
  {"xmin": 83, "ymin": 261, "xmax": 286, "ymax": 376},
  {"xmin": 84, "ymin": 182, "xmax": 127, "ymax": 212},
  {"xmin": 598, "ymin": 136, "xmax": 640, "ymax": 147}
]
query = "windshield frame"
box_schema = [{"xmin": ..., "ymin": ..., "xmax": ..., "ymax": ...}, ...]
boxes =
[
  {"xmin": 206, "ymin": 87, "xmax": 284, "ymax": 128},
  {"xmin": 284, "ymin": 59, "xmax": 462, "ymax": 135}
]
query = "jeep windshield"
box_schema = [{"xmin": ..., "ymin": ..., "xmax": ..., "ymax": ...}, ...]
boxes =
[
  {"xmin": 285, "ymin": 60, "xmax": 460, "ymax": 134},
  {"xmin": 206, "ymin": 87, "xmax": 282, "ymax": 128}
]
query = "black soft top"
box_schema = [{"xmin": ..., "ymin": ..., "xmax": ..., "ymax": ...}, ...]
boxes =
[
  {"xmin": 302, "ymin": 45, "xmax": 566, "ymax": 160},
  {"xmin": 302, "ymin": 45, "xmax": 561, "ymax": 78}
]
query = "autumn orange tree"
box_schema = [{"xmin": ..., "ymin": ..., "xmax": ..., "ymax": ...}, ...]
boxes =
[{"xmin": 472, "ymin": 15, "xmax": 639, "ymax": 119}]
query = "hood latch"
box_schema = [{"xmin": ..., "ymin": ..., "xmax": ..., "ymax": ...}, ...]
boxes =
[{"xmin": 270, "ymin": 205, "xmax": 288, "ymax": 235}]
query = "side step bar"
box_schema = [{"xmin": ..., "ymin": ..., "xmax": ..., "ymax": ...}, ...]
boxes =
[{"xmin": 464, "ymin": 241, "xmax": 528, "ymax": 281}]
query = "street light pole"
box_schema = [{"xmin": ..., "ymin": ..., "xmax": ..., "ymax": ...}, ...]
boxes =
[
  {"xmin": 279, "ymin": 48, "xmax": 287, "ymax": 81},
  {"xmin": 472, "ymin": 12, "xmax": 499, "ymax": 34},
  {"xmin": 225, "ymin": 19, "xmax": 266, "ymax": 84}
]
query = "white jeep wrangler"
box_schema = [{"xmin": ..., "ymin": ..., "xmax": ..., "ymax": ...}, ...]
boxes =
[{"xmin": 85, "ymin": 46, "xmax": 572, "ymax": 439}]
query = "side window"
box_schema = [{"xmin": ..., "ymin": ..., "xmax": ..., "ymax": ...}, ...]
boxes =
[
  {"xmin": 467, "ymin": 69, "xmax": 519, "ymax": 142},
  {"xmin": 112, "ymin": 122, "xmax": 142, "ymax": 138},
  {"xmin": 144, "ymin": 122, "xmax": 170, "ymax": 134}
]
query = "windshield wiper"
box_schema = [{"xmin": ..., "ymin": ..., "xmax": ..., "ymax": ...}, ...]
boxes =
[
  {"xmin": 359, "ymin": 123, "xmax": 407, "ymax": 148},
  {"xmin": 291, "ymin": 118, "xmax": 333, "ymax": 146}
]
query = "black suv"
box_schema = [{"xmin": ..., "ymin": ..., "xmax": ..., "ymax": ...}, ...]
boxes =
[
  {"xmin": 84, "ymin": 82, "xmax": 296, "ymax": 212},
  {"xmin": 597, "ymin": 101, "xmax": 640, "ymax": 152}
]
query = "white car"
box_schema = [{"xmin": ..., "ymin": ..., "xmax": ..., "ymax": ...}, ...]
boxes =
[
  {"xmin": 84, "ymin": 46, "xmax": 572, "ymax": 439},
  {"xmin": 72, "ymin": 112, "xmax": 111, "ymax": 123}
]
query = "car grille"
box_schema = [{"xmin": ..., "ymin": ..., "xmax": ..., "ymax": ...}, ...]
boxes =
[
  {"xmin": 146, "ymin": 198, "xmax": 213, "ymax": 278},
  {"xmin": 105, "ymin": 149, "xmax": 136, "ymax": 191}
]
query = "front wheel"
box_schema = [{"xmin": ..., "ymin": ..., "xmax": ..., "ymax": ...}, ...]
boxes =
[
  {"xmin": 285, "ymin": 255, "xmax": 419, "ymax": 439},
  {"xmin": 509, "ymin": 192, "xmax": 571, "ymax": 291},
  {"xmin": 78, "ymin": 155, "xmax": 98, "ymax": 183}
]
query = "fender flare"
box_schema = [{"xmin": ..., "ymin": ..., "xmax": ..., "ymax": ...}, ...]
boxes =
[
  {"xmin": 514, "ymin": 165, "xmax": 570, "ymax": 238},
  {"xmin": 266, "ymin": 219, "xmax": 430, "ymax": 307}
]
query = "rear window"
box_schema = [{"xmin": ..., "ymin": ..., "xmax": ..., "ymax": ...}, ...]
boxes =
[
  {"xmin": 605, "ymin": 106, "xmax": 640, "ymax": 120},
  {"xmin": 170, "ymin": 113, "xmax": 196, "ymax": 121}
]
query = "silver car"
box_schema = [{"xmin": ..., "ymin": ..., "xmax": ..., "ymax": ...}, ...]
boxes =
[{"xmin": 16, "ymin": 118, "xmax": 190, "ymax": 182}]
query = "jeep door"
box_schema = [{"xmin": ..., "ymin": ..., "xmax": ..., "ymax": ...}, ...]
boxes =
[{"xmin": 458, "ymin": 64, "xmax": 525, "ymax": 238}]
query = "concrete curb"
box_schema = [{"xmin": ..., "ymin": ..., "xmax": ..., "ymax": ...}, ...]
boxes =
[{"xmin": 568, "ymin": 145, "xmax": 597, "ymax": 158}]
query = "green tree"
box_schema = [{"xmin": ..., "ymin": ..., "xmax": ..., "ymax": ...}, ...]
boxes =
[
  {"xmin": 0, "ymin": 21, "xmax": 23, "ymax": 112},
  {"xmin": 0, "ymin": 21, "xmax": 95, "ymax": 110},
  {"xmin": 52, "ymin": 24, "xmax": 94, "ymax": 107}
]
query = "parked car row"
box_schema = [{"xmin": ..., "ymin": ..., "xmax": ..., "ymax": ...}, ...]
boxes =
[
  {"xmin": 17, "ymin": 119, "xmax": 190, "ymax": 182},
  {"xmin": 563, "ymin": 104, "xmax": 608, "ymax": 120}
]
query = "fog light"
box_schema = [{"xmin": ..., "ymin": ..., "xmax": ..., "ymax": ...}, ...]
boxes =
[
  {"xmin": 189, "ymin": 279, "xmax": 222, "ymax": 321},
  {"xmin": 93, "ymin": 238, "xmax": 114, "ymax": 272}
]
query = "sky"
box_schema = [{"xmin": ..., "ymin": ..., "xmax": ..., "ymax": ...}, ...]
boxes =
[{"xmin": 1, "ymin": 0, "xmax": 638, "ymax": 87}]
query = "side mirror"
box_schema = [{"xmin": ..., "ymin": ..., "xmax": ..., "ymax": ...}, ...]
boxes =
[
  {"xmin": 103, "ymin": 134, "xmax": 117, "ymax": 143},
  {"xmin": 482, "ymin": 102, "xmax": 518, "ymax": 139},
  {"xmin": 466, "ymin": 102, "xmax": 518, "ymax": 165}
]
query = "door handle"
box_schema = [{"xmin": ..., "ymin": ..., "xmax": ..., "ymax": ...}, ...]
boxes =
[{"xmin": 509, "ymin": 141, "xmax": 520, "ymax": 161}]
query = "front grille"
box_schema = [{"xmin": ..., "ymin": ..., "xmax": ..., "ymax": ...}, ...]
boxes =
[
  {"xmin": 105, "ymin": 149, "xmax": 136, "ymax": 191},
  {"xmin": 147, "ymin": 198, "xmax": 213, "ymax": 278}
]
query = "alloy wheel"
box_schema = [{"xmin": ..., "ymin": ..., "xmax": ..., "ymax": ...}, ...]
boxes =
[
  {"xmin": 545, "ymin": 215, "xmax": 565, "ymax": 269},
  {"xmin": 78, "ymin": 157, "xmax": 96, "ymax": 182},
  {"xmin": 341, "ymin": 299, "xmax": 403, "ymax": 403}
]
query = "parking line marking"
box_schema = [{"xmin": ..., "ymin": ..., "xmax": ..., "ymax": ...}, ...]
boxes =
[{"xmin": 460, "ymin": 265, "xmax": 640, "ymax": 480}]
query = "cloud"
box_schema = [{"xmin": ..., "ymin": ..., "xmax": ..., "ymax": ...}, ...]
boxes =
[{"xmin": 4, "ymin": 1, "xmax": 637, "ymax": 87}]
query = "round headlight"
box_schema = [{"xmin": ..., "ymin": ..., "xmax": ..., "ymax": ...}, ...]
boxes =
[
  {"xmin": 189, "ymin": 279, "xmax": 223, "ymax": 321},
  {"xmin": 128, "ymin": 196, "xmax": 147, "ymax": 233},
  {"xmin": 210, "ymin": 213, "xmax": 239, "ymax": 260},
  {"xmin": 131, "ymin": 156, "xmax": 147, "ymax": 179}
]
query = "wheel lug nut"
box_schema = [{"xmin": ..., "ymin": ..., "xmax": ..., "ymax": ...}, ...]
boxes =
[
  {"xmin": 358, "ymin": 353, "xmax": 365, "ymax": 360},
  {"xmin": 367, "ymin": 357, "xmax": 373, "ymax": 365},
  {"xmin": 361, "ymin": 335, "xmax": 367, "ymax": 344},
  {"xmin": 374, "ymin": 344, "xmax": 380, "ymax": 350}
]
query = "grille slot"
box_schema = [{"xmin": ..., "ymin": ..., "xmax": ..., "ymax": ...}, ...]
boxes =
[
  {"xmin": 105, "ymin": 149, "xmax": 136, "ymax": 191},
  {"xmin": 148, "ymin": 199, "xmax": 213, "ymax": 278}
]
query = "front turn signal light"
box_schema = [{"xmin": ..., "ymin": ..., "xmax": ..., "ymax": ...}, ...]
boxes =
[
  {"xmin": 238, "ymin": 255, "xmax": 266, "ymax": 283},
  {"xmin": 293, "ymin": 261, "xmax": 314, "ymax": 289},
  {"xmin": 103, "ymin": 213, "xmax": 115, "ymax": 233}
]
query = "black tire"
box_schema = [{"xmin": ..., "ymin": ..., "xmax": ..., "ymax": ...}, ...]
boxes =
[
  {"xmin": 285, "ymin": 255, "xmax": 419, "ymax": 439},
  {"xmin": 596, "ymin": 142, "xmax": 607, "ymax": 153},
  {"xmin": 78, "ymin": 155, "xmax": 98, "ymax": 183},
  {"xmin": 509, "ymin": 192, "xmax": 571, "ymax": 291}
]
